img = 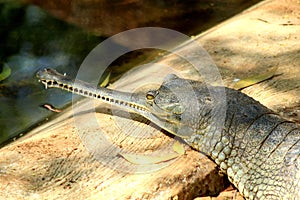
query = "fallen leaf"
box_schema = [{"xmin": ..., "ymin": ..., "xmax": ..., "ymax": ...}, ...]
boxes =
[
  {"xmin": 120, "ymin": 152, "xmax": 179, "ymax": 165},
  {"xmin": 99, "ymin": 72, "xmax": 111, "ymax": 87},
  {"xmin": 172, "ymin": 141, "xmax": 185, "ymax": 155},
  {"xmin": 40, "ymin": 103, "xmax": 62, "ymax": 113},
  {"xmin": 233, "ymin": 68, "xmax": 279, "ymax": 90}
]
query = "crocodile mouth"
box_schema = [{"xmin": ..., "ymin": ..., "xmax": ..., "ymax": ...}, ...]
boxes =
[
  {"xmin": 39, "ymin": 79, "xmax": 60, "ymax": 89},
  {"xmin": 36, "ymin": 68, "xmax": 194, "ymax": 138}
]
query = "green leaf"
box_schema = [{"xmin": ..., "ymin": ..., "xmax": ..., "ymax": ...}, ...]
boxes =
[{"xmin": 0, "ymin": 64, "xmax": 11, "ymax": 82}]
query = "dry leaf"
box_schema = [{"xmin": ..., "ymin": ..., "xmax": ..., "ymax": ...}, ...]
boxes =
[
  {"xmin": 172, "ymin": 141, "xmax": 185, "ymax": 155},
  {"xmin": 233, "ymin": 68, "xmax": 279, "ymax": 90},
  {"xmin": 120, "ymin": 152, "xmax": 179, "ymax": 165},
  {"xmin": 99, "ymin": 72, "xmax": 111, "ymax": 87},
  {"xmin": 40, "ymin": 103, "xmax": 62, "ymax": 113}
]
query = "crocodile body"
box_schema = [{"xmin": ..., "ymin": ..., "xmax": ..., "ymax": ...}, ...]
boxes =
[
  {"xmin": 184, "ymin": 86, "xmax": 300, "ymax": 199},
  {"xmin": 37, "ymin": 68, "xmax": 300, "ymax": 199}
]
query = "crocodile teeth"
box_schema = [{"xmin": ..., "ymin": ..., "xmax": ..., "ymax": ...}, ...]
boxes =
[{"xmin": 41, "ymin": 80, "xmax": 48, "ymax": 89}]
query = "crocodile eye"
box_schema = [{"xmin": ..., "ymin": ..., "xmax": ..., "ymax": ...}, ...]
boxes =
[{"xmin": 146, "ymin": 90, "xmax": 158, "ymax": 101}]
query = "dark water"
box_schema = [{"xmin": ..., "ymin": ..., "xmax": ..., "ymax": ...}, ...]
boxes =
[
  {"xmin": 0, "ymin": 0, "xmax": 262, "ymax": 146},
  {"xmin": 0, "ymin": 2, "xmax": 103, "ymax": 146}
]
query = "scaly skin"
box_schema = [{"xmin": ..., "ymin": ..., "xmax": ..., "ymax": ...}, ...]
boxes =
[
  {"xmin": 184, "ymin": 87, "xmax": 300, "ymax": 199},
  {"xmin": 37, "ymin": 68, "xmax": 300, "ymax": 199}
]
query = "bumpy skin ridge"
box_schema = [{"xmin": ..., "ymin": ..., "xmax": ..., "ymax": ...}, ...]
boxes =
[{"xmin": 185, "ymin": 88, "xmax": 300, "ymax": 199}]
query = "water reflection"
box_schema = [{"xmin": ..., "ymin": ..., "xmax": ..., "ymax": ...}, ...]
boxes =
[{"xmin": 0, "ymin": 2, "xmax": 103, "ymax": 146}]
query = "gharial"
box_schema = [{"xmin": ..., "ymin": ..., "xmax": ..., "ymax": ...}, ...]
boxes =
[{"xmin": 37, "ymin": 68, "xmax": 300, "ymax": 200}]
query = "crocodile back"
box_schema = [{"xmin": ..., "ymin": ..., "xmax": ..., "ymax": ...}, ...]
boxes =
[
  {"xmin": 224, "ymin": 89, "xmax": 299, "ymax": 199},
  {"xmin": 186, "ymin": 87, "xmax": 300, "ymax": 199}
]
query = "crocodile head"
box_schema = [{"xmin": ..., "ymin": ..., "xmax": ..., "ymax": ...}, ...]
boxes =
[
  {"xmin": 141, "ymin": 74, "xmax": 214, "ymax": 138},
  {"xmin": 37, "ymin": 68, "xmax": 215, "ymax": 139}
]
